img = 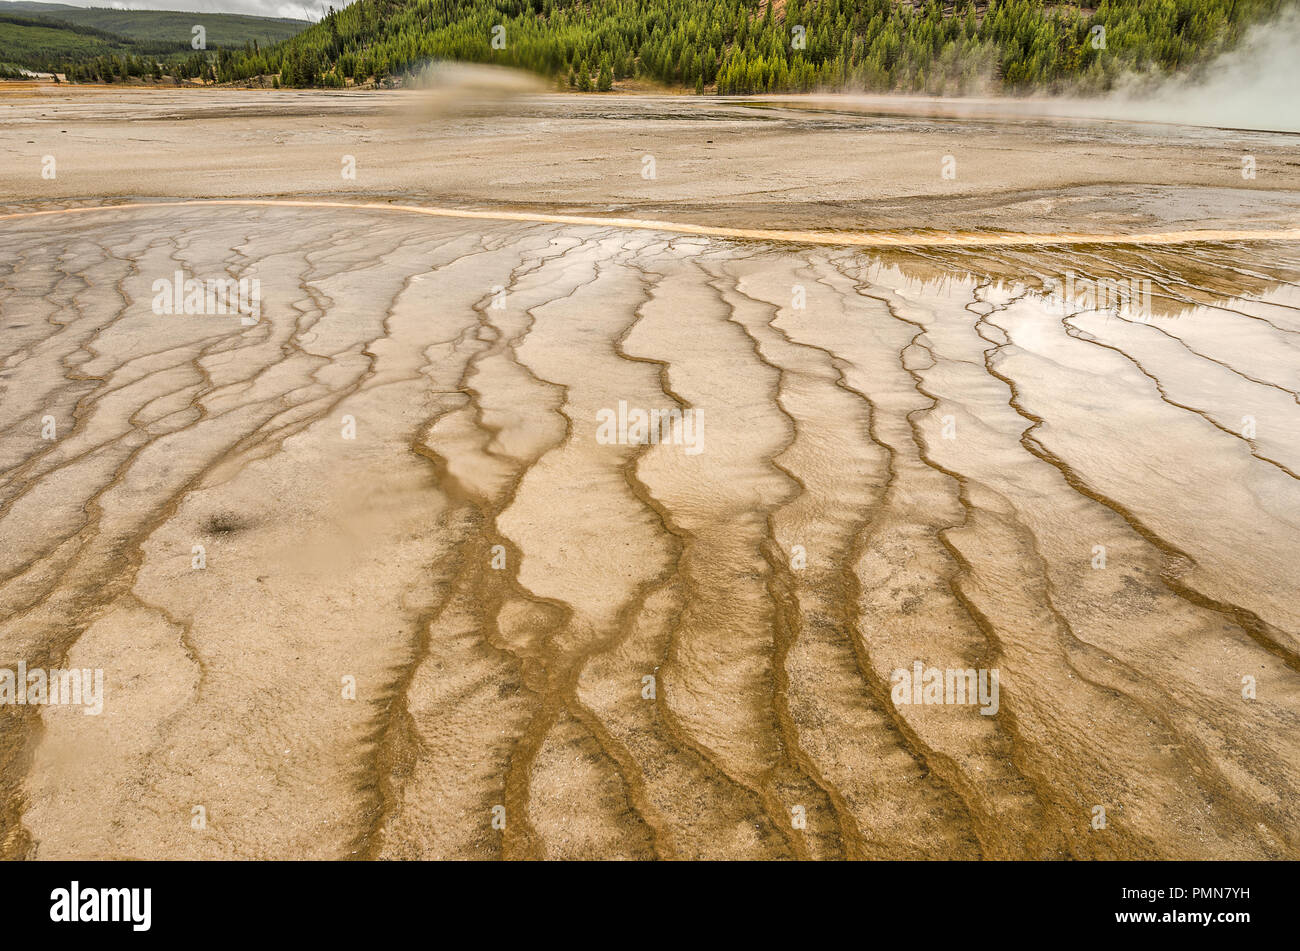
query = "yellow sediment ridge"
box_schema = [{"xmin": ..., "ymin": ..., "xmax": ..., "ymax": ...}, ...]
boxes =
[{"xmin": 4, "ymin": 198, "xmax": 1300, "ymax": 247}]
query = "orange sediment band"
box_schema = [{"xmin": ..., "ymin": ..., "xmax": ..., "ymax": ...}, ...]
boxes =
[{"xmin": 4, "ymin": 198, "xmax": 1300, "ymax": 248}]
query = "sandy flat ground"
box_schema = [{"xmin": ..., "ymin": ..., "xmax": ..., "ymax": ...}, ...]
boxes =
[
  {"xmin": 4, "ymin": 85, "xmax": 1300, "ymax": 233},
  {"xmin": 0, "ymin": 86, "xmax": 1298, "ymax": 859}
]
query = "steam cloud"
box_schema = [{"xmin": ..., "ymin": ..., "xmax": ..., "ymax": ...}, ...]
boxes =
[{"xmin": 1072, "ymin": 8, "xmax": 1300, "ymax": 133}]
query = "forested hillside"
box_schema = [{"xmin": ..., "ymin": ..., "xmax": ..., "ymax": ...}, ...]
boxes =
[
  {"xmin": 6, "ymin": 0, "xmax": 1286, "ymax": 94},
  {"xmin": 0, "ymin": 12, "xmax": 140, "ymax": 63},
  {"xmin": 0, "ymin": 3, "xmax": 307, "ymax": 80},
  {"xmin": 238, "ymin": 0, "xmax": 1288, "ymax": 93}
]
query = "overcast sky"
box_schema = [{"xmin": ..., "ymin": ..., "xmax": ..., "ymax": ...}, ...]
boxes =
[{"xmin": 0, "ymin": 0, "xmax": 352, "ymax": 20}]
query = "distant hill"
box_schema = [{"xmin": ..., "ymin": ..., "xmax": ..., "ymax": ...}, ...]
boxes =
[
  {"xmin": 0, "ymin": 2, "xmax": 308, "ymax": 70},
  {"xmin": 4, "ymin": 2, "xmax": 307, "ymax": 46},
  {"xmin": 0, "ymin": 11, "xmax": 140, "ymax": 64}
]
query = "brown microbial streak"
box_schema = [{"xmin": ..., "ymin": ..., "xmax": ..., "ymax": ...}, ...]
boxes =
[
  {"xmin": 705, "ymin": 262, "xmax": 875, "ymax": 858},
  {"xmin": 857, "ymin": 278, "xmax": 1069, "ymax": 857},
  {"xmin": 0, "ymin": 215, "xmax": 472, "ymax": 858},
  {"xmin": 5, "ymin": 199, "xmax": 1300, "ymax": 248},
  {"xmin": 702, "ymin": 273, "xmax": 837, "ymax": 860},
  {"xmin": 359, "ymin": 239, "xmax": 592, "ymax": 860},
  {"xmin": 5, "ymin": 206, "xmax": 1298, "ymax": 860},
  {"xmin": 612, "ymin": 256, "xmax": 800, "ymax": 860}
]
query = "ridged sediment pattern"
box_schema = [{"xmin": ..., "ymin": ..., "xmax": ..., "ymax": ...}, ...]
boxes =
[{"xmin": 1, "ymin": 205, "xmax": 1297, "ymax": 859}]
